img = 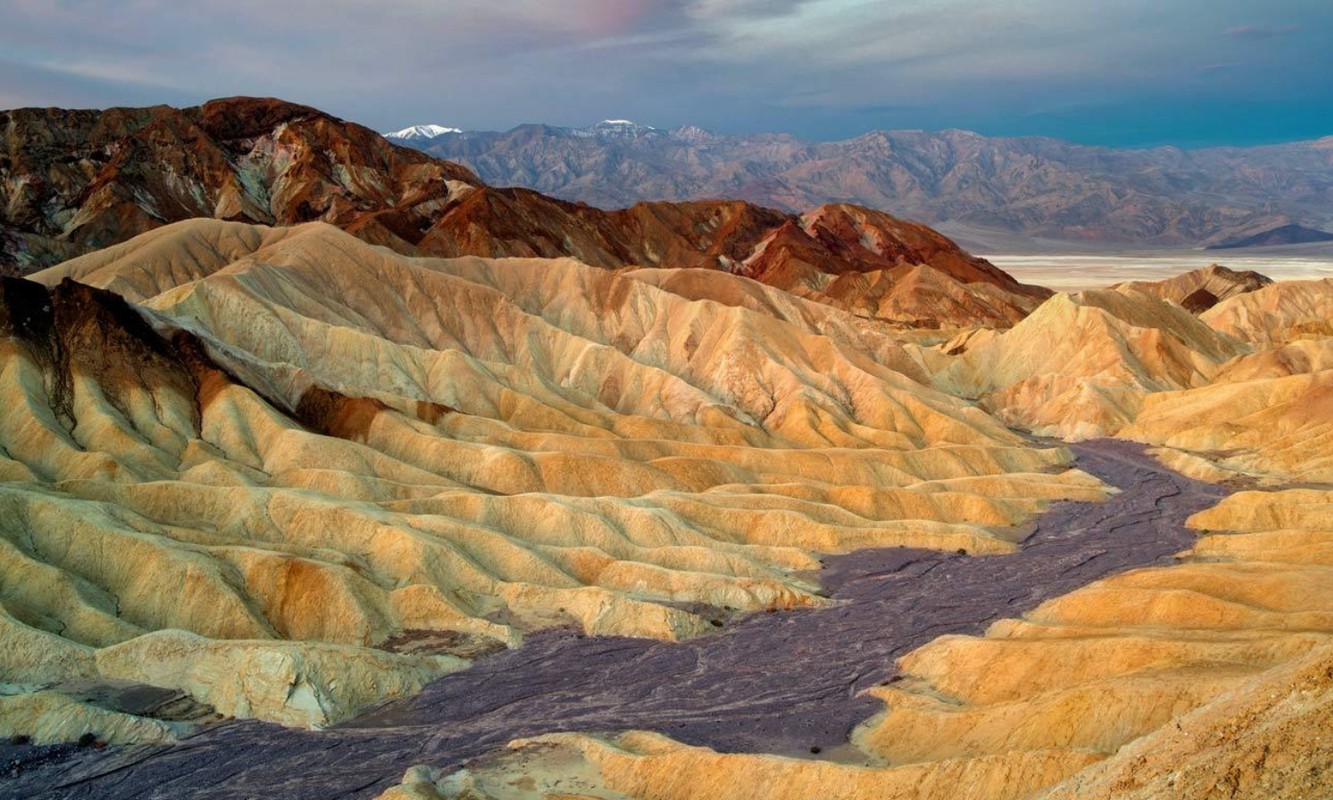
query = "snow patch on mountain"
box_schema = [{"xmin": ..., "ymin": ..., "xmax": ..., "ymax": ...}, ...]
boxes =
[{"xmin": 382, "ymin": 124, "xmax": 463, "ymax": 141}]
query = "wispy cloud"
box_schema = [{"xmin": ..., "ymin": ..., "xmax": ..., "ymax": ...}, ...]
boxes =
[
  {"xmin": 0, "ymin": 0, "xmax": 1329, "ymax": 146},
  {"xmin": 1224, "ymin": 23, "xmax": 1301, "ymax": 39}
]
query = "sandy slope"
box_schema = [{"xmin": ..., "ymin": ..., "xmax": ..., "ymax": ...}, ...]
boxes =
[
  {"xmin": 5, "ymin": 215, "xmax": 1333, "ymax": 799},
  {"xmin": 1, "ymin": 219, "xmax": 1099, "ymax": 734},
  {"xmin": 362, "ymin": 273, "xmax": 1333, "ymax": 800},
  {"xmin": 408, "ymin": 482, "xmax": 1333, "ymax": 800},
  {"xmin": 931, "ymin": 288, "xmax": 1249, "ymax": 438}
]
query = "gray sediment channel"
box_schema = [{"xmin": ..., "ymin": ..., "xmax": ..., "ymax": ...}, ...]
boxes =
[{"xmin": 1, "ymin": 439, "xmax": 1228, "ymax": 799}]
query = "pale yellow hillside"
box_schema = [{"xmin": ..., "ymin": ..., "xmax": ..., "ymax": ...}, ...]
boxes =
[
  {"xmin": 1111, "ymin": 263, "xmax": 1270, "ymax": 311},
  {"xmin": 1201, "ymin": 277, "xmax": 1333, "ymax": 346},
  {"xmin": 1, "ymin": 219, "xmax": 1104, "ymax": 733},
  {"xmin": 33, "ymin": 218, "xmax": 302, "ymax": 300},
  {"xmin": 1123, "ymin": 369, "xmax": 1333, "ymax": 484},
  {"xmin": 934, "ymin": 289, "xmax": 1248, "ymax": 439},
  {"xmin": 1120, "ymin": 313, "xmax": 1333, "ymax": 485},
  {"xmin": 408, "ymin": 488, "xmax": 1333, "ymax": 800}
]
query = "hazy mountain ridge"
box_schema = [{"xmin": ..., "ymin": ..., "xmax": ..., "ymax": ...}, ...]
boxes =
[
  {"xmin": 1208, "ymin": 222, "xmax": 1333, "ymax": 249},
  {"xmin": 0, "ymin": 97, "xmax": 1046, "ymax": 329},
  {"xmin": 394, "ymin": 123, "xmax": 1333, "ymax": 247}
]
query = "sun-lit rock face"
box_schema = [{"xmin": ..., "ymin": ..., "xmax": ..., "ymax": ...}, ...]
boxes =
[
  {"xmin": 387, "ymin": 191, "xmax": 1049, "ymax": 330},
  {"xmin": 0, "ymin": 691, "xmax": 186, "ymax": 747},
  {"xmin": 1111, "ymin": 282, "xmax": 1333, "ymax": 485},
  {"xmin": 1123, "ymin": 368, "xmax": 1333, "ymax": 484},
  {"xmin": 429, "ymin": 730, "xmax": 1100, "ymax": 800},
  {"xmin": 407, "ymin": 488, "xmax": 1333, "ymax": 800},
  {"xmin": 735, "ymin": 204, "xmax": 1051, "ymax": 329},
  {"xmin": 932, "ymin": 289, "xmax": 1250, "ymax": 439},
  {"xmin": 1200, "ymin": 277, "xmax": 1333, "ymax": 346},
  {"xmin": 1028, "ymin": 489, "xmax": 1333, "ymax": 800},
  {"xmin": 1, "ymin": 219, "xmax": 1101, "ymax": 730}
]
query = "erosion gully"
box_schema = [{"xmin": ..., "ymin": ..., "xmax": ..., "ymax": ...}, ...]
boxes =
[{"xmin": 1, "ymin": 439, "xmax": 1228, "ymax": 799}]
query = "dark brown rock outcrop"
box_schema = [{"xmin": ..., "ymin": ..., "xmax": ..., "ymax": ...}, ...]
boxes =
[
  {"xmin": 0, "ymin": 97, "xmax": 478, "ymax": 272},
  {"xmin": 1112, "ymin": 263, "xmax": 1273, "ymax": 313}
]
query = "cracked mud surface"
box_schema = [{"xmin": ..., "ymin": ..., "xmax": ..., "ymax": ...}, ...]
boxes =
[{"xmin": 1, "ymin": 440, "xmax": 1227, "ymax": 799}]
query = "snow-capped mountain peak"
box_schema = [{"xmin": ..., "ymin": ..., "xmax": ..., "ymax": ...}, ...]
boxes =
[
  {"xmin": 562, "ymin": 119, "xmax": 661, "ymax": 139},
  {"xmin": 382, "ymin": 124, "xmax": 463, "ymax": 141}
]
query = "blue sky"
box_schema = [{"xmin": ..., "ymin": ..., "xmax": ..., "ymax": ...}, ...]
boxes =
[{"xmin": 1, "ymin": 0, "xmax": 1330, "ymax": 147}]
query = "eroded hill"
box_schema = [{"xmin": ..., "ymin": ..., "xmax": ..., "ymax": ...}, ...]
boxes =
[
  {"xmin": 1, "ymin": 98, "xmax": 1046, "ymax": 330},
  {"xmin": 0, "ymin": 219, "xmax": 1097, "ymax": 737},
  {"xmin": 3, "ymin": 99, "xmax": 1333, "ymax": 800}
]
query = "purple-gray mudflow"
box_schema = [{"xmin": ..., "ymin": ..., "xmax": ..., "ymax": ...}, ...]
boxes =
[{"xmin": 1, "ymin": 440, "xmax": 1228, "ymax": 799}]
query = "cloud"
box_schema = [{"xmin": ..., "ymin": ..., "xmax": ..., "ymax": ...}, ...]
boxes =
[
  {"xmin": 684, "ymin": 0, "xmax": 808, "ymax": 20},
  {"xmin": 0, "ymin": 0, "xmax": 1329, "ymax": 145},
  {"xmin": 1224, "ymin": 24, "xmax": 1301, "ymax": 39}
]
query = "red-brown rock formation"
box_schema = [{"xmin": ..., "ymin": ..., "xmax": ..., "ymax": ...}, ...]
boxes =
[{"xmin": 2, "ymin": 98, "xmax": 1045, "ymax": 328}]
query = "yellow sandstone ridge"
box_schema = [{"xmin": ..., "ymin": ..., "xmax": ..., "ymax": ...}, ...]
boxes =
[
  {"xmin": 1110, "ymin": 264, "xmax": 1271, "ymax": 313},
  {"xmin": 1200, "ymin": 277, "xmax": 1333, "ymax": 346},
  {"xmin": 412, "ymin": 488, "xmax": 1333, "ymax": 800},
  {"xmin": 933, "ymin": 289, "xmax": 1247, "ymax": 439},
  {"xmin": 1123, "ymin": 369, "xmax": 1333, "ymax": 484},
  {"xmin": 0, "ymin": 690, "xmax": 184, "ymax": 746},
  {"xmin": 1119, "ymin": 286, "xmax": 1333, "ymax": 484},
  {"xmin": 0, "ymin": 219, "xmax": 1103, "ymax": 733}
]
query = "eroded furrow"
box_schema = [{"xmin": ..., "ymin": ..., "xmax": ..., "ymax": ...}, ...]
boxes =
[{"xmin": 2, "ymin": 439, "xmax": 1225, "ymax": 800}]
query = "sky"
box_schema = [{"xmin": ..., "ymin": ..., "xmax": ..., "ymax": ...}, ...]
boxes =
[{"xmin": 1, "ymin": 0, "xmax": 1331, "ymax": 147}]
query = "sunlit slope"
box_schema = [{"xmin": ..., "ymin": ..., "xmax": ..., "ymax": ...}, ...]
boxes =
[
  {"xmin": 1, "ymin": 220, "xmax": 1101, "ymax": 732},
  {"xmin": 413, "ymin": 489, "xmax": 1333, "ymax": 800},
  {"xmin": 368, "ymin": 254, "xmax": 1333, "ymax": 798},
  {"xmin": 1201, "ymin": 277, "xmax": 1333, "ymax": 346},
  {"xmin": 933, "ymin": 288, "xmax": 1249, "ymax": 439},
  {"xmin": 915, "ymin": 276, "xmax": 1333, "ymax": 482},
  {"xmin": 1110, "ymin": 264, "xmax": 1271, "ymax": 313},
  {"xmin": 1119, "ymin": 279, "xmax": 1333, "ymax": 484}
]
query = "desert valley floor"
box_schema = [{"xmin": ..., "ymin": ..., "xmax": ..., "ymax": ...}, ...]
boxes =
[{"xmin": 990, "ymin": 253, "xmax": 1333, "ymax": 292}]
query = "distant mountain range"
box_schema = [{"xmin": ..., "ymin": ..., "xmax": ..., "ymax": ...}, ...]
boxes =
[
  {"xmin": 0, "ymin": 97, "xmax": 1047, "ymax": 328},
  {"xmin": 387, "ymin": 122, "xmax": 1333, "ymax": 249}
]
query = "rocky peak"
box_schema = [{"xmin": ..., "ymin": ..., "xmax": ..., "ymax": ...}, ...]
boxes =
[{"xmin": 0, "ymin": 96, "xmax": 479, "ymax": 272}]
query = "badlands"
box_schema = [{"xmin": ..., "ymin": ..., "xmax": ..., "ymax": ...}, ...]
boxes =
[{"xmin": 1, "ymin": 100, "xmax": 1331, "ymax": 800}]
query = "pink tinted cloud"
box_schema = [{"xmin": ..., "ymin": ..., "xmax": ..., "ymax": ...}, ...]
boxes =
[
  {"xmin": 451, "ymin": 0, "xmax": 675, "ymax": 38},
  {"xmin": 1224, "ymin": 24, "xmax": 1301, "ymax": 39},
  {"xmin": 575, "ymin": 0, "xmax": 676, "ymax": 36}
]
